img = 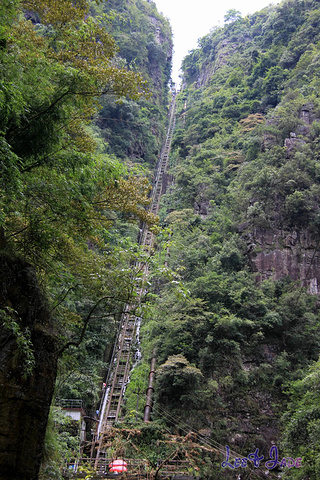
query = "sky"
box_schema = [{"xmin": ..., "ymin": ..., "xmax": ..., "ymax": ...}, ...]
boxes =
[{"xmin": 154, "ymin": 0, "xmax": 279, "ymax": 84}]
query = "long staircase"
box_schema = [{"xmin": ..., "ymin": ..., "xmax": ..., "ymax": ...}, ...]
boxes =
[
  {"xmin": 140, "ymin": 93, "xmax": 176, "ymax": 249},
  {"xmin": 92, "ymin": 91, "xmax": 177, "ymax": 470}
]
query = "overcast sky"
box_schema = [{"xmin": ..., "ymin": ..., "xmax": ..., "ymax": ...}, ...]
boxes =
[{"xmin": 154, "ymin": 0, "xmax": 279, "ymax": 84}]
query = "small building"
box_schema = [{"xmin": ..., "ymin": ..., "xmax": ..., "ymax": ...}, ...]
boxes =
[{"xmin": 60, "ymin": 398, "xmax": 86, "ymax": 443}]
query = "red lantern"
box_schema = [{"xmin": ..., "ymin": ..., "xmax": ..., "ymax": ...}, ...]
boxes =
[{"xmin": 109, "ymin": 459, "xmax": 127, "ymax": 473}]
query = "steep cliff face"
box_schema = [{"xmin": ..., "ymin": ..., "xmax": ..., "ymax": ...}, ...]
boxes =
[
  {"xmin": 0, "ymin": 253, "xmax": 58, "ymax": 480},
  {"xmin": 175, "ymin": 2, "xmax": 320, "ymax": 294},
  {"xmin": 244, "ymin": 227, "xmax": 320, "ymax": 294},
  {"xmin": 92, "ymin": 0, "xmax": 173, "ymax": 164},
  {"xmin": 245, "ymin": 102, "xmax": 320, "ymax": 294},
  {"xmin": 146, "ymin": 12, "xmax": 172, "ymax": 96}
]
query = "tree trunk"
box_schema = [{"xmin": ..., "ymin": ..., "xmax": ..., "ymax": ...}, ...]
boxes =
[{"xmin": 0, "ymin": 252, "xmax": 58, "ymax": 480}]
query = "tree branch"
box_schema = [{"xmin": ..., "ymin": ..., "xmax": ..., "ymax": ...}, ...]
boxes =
[
  {"xmin": 49, "ymin": 284, "xmax": 79, "ymax": 314},
  {"xmin": 56, "ymin": 289, "xmax": 139, "ymax": 357},
  {"xmin": 154, "ymin": 448, "xmax": 180, "ymax": 480},
  {"xmin": 57, "ymin": 295, "xmax": 117, "ymax": 356},
  {"xmin": 8, "ymin": 86, "xmax": 115, "ymax": 138}
]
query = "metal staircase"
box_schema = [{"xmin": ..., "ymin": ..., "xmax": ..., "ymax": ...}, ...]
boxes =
[
  {"xmin": 140, "ymin": 92, "xmax": 176, "ymax": 249},
  {"xmin": 93, "ymin": 91, "xmax": 177, "ymax": 468}
]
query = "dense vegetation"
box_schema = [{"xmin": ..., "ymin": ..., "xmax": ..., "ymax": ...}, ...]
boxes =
[
  {"xmin": 0, "ymin": 0, "xmax": 171, "ymax": 478},
  {"xmin": 91, "ymin": 0, "xmax": 172, "ymax": 166},
  {"xmin": 4, "ymin": 0, "xmax": 320, "ymax": 479}
]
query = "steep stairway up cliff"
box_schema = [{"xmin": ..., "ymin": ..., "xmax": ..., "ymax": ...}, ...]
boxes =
[{"xmin": 89, "ymin": 91, "xmax": 178, "ymax": 474}]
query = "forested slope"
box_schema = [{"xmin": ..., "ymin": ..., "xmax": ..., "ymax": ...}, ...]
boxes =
[
  {"xmin": 91, "ymin": 0, "xmax": 172, "ymax": 165},
  {"xmin": 126, "ymin": 1, "xmax": 320, "ymax": 479},
  {"xmin": 0, "ymin": 1, "xmax": 172, "ymax": 479}
]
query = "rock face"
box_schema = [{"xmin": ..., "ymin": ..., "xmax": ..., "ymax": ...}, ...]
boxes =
[
  {"xmin": 248, "ymin": 102, "xmax": 320, "ymax": 293},
  {"xmin": 0, "ymin": 253, "xmax": 58, "ymax": 480},
  {"xmin": 245, "ymin": 227, "xmax": 320, "ymax": 294}
]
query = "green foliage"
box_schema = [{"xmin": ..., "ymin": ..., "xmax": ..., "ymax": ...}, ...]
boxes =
[
  {"xmin": 96, "ymin": 97, "xmax": 165, "ymax": 165},
  {"xmin": 39, "ymin": 407, "xmax": 81, "ymax": 480},
  {"xmin": 0, "ymin": 1, "xmax": 171, "ymax": 474},
  {"xmin": 0, "ymin": 306, "xmax": 35, "ymax": 378},
  {"xmin": 0, "ymin": 0, "xmax": 163, "ymax": 343},
  {"xmin": 155, "ymin": 354, "xmax": 203, "ymax": 413},
  {"xmin": 224, "ymin": 9, "xmax": 242, "ymax": 25},
  {"xmin": 281, "ymin": 358, "xmax": 320, "ymax": 479}
]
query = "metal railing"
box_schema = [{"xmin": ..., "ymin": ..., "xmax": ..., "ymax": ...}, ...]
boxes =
[
  {"xmin": 59, "ymin": 399, "xmax": 83, "ymax": 410},
  {"xmin": 64, "ymin": 457, "xmax": 196, "ymax": 478}
]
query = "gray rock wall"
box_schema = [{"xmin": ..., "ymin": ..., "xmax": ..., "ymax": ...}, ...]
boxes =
[{"xmin": 246, "ymin": 227, "xmax": 320, "ymax": 294}]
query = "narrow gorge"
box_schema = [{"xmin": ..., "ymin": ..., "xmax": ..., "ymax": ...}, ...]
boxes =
[{"xmin": 2, "ymin": 1, "xmax": 320, "ymax": 480}]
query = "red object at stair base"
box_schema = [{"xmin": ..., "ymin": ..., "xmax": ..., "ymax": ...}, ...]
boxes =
[{"xmin": 109, "ymin": 459, "xmax": 128, "ymax": 473}]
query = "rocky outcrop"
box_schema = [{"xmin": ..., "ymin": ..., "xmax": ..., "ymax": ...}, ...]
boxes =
[
  {"xmin": 0, "ymin": 253, "xmax": 58, "ymax": 480},
  {"xmin": 215, "ymin": 39, "xmax": 239, "ymax": 70},
  {"xmin": 194, "ymin": 185, "xmax": 211, "ymax": 217},
  {"xmin": 264, "ymin": 103, "xmax": 318, "ymax": 153},
  {"xmin": 244, "ymin": 227, "xmax": 320, "ymax": 294},
  {"xmin": 197, "ymin": 63, "xmax": 214, "ymax": 88},
  {"xmin": 252, "ymin": 102, "xmax": 320, "ymax": 294}
]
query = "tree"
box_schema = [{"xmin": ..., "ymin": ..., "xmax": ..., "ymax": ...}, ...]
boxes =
[
  {"xmin": 155, "ymin": 354, "xmax": 203, "ymax": 412},
  {"xmin": 224, "ymin": 9, "xmax": 242, "ymax": 24}
]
